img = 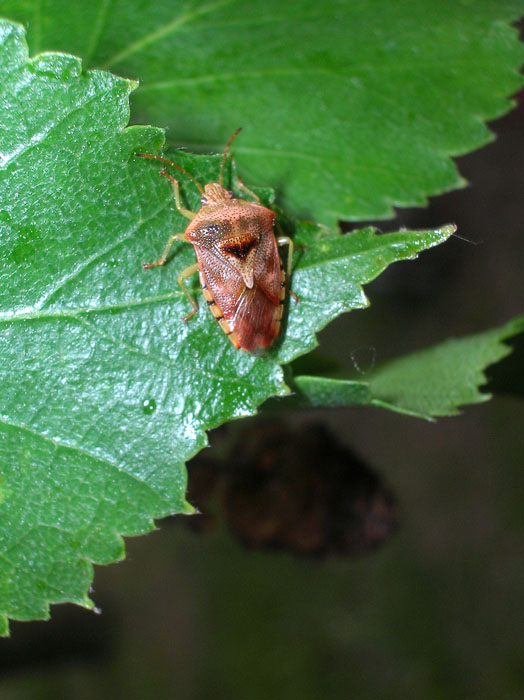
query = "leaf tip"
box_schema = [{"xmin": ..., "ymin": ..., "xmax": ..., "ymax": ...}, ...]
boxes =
[{"xmin": 0, "ymin": 613, "xmax": 9, "ymax": 638}]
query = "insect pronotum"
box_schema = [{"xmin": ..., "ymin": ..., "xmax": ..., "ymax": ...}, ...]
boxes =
[{"xmin": 136, "ymin": 129, "xmax": 295, "ymax": 353}]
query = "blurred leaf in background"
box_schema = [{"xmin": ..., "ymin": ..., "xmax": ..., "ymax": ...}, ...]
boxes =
[{"xmin": 2, "ymin": 0, "xmax": 524, "ymax": 224}]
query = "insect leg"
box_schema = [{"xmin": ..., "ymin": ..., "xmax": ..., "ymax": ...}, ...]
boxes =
[
  {"xmin": 277, "ymin": 234, "xmax": 299, "ymax": 302},
  {"xmin": 142, "ymin": 233, "xmax": 187, "ymax": 269},
  {"xmin": 177, "ymin": 262, "xmax": 200, "ymax": 322},
  {"xmin": 159, "ymin": 169, "xmax": 196, "ymax": 220},
  {"xmin": 236, "ymin": 176, "xmax": 261, "ymax": 203}
]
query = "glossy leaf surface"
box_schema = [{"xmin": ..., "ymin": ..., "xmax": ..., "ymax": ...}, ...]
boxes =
[{"xmin": 2, "ymin": 0, "xmax": 524, "ymax": 224}]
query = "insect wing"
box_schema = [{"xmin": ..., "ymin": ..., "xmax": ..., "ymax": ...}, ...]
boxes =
[
  {"xmin": 230, "ymin": 282, "xmax": 282, "ymax": 351},
  {"xmin": 196, "ymin": 246, "xmax": 244, "ymax": 315},
  {"xmin": 251, "ymin": 223, "xmax": 281, "ymax": 305},
  {"xmin": 196, "ymin": 231, "xmax": 283, "ymax": 351}
]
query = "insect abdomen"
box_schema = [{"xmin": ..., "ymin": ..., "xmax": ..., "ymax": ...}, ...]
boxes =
[{"xmin": 199, "ymin": 275, "xmax": 240, "ymax": 347}]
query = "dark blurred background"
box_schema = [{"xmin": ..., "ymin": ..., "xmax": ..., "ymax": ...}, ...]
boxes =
[{"xmin": 1, "ymin": 85, "xmax": 523, "ymax": 700}]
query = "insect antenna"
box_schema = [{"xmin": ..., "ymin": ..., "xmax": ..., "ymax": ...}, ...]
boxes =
[
  {"xmin": 135, "ymin": 152, "xmax": 204, "ymax": 194},
  {"xmin": 219, "ymin": 127, "xmax": 242, "ymax": 186}
]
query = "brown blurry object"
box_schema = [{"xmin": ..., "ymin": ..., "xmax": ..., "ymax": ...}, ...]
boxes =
[{"xmin": 186, "ymin": 421, "xmax": 399, "ymax": 556}]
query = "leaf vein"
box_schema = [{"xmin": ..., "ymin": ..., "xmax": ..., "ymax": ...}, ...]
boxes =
[
  {"xmin": 0, "ymin": 293, "xmax": 178, "ymax": 322},
  {"xmin": 101, "ymin": 0, "xmax": 239, "ymax": 68},
  {"xmin": 37, "ymin": 199, "xmax": 173, "ymax": 310},
  {"xmin": 0, "ymin": 414, "xmax": 168, "ymax": 499},
  {"xmin": 76, "ymin": 315, "xmax": 265, "ymax": 391},
  {"xmin": 1, "ymin": 92, "xmax": 100, "ymax": 170},
  {"xmin": 84, "ymin": 0, "xmax": 114, "ymax": 67}
]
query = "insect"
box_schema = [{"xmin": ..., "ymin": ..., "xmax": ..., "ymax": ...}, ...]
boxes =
[{"xmin": 136, "ymin": 129, "xmax": 295, "ymax": 353}]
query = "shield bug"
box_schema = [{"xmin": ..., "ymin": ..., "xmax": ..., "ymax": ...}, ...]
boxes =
[{"xmin": 136, "ymin": 129, "xmax": 295, "ymax": 353}]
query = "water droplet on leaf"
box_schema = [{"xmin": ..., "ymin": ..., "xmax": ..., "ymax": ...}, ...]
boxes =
[{"xmin": 142, "ymin": 398, "xmax": 157, "ymax": 415}]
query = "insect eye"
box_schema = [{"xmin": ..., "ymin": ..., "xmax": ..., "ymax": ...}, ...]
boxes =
[
  {"xmin": 205, "ymin": 224, "xmax": 221, "ymax": 236},
  {"xmin": 227, "ymin": 190, "xmax": 234, "ymax": 197}
]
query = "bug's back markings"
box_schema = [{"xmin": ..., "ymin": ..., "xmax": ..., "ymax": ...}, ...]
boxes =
[
  {"xmin": 220, "ymin": 237, "xmax": 257, "ymax": 261},
  {"xmin": 136, "ymin": 129, "xmax": 295, "ymax": 353}
]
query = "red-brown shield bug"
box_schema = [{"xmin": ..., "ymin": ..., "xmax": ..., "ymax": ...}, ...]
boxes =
[{"xmin": 136, "ymin": 129, "xmax": 295, "ymax": 352}]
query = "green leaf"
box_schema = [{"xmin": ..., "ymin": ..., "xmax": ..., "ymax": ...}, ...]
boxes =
[
  {"xmin": 292, "ymin": 377, "xmax": 373, "ymax": 408},
  {"xmin": 294, "ymin": 315, "xmax": 524, "ymax": 419},
  {"xmin": 0, "ymin": 20, "xmax": 453, "ymax": 632},
  {"xmin": 2, "ymin": 0, "xmax": 524, "ymax": 225},
  {"xmin": 278, "ymin": 222, "xmax": 456, "ymax": 364}
]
